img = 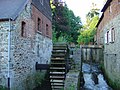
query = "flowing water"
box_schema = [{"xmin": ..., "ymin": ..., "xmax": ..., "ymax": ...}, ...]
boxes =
[{"xmin": 82, "ymin": 63, "xmax": 112, "ymax": 90}]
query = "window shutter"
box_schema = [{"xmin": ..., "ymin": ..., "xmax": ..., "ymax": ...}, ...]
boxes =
[
  {"xmin": 109, "ymin": 29, "xmax": 112, "ymax": 42},
  {"xmin": 105, "ymin": 32, "xmax": 107, "ymax": 44}
]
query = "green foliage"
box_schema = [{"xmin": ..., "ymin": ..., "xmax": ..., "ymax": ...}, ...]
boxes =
[
  {"xmin": 66, "ymin": 84, "xmax": 75, "ymax": 90},
  {"xmin": 77, "ymin": 7, "xmax": 99, "ymax": 45},
  {"xmin": 34, "ymin": 71, "xmax": 45, "ymax": 87},
  {"xmin": 52, "ymin": 2, "xmax": 82, "ymax": 44},
  {"xmin": 24, "ymin": 72, "xmax": 45, "ymax": 90},
  {"xmin": 0, "ymin": 85, "xmax": 6, "ymax": 90},
  {"xmin": 24, "ymin": 75, "xmax": 33, "ymax": 90}
]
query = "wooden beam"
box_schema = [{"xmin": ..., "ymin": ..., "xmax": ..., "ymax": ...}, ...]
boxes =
[{"xmin": 36, "ymin": 62, "xmax": 50, "ymax": 70}]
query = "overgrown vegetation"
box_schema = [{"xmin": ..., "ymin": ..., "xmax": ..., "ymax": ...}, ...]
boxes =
[
  {"xmin": 34, "ymin": 71, "xmax": 45, "ymax": 87},
  {"xmin": 0, "ymin": 85, "xmax": 7, "ymax": 90},
  {"xmin": 67, "ymin": 84, "xmax": 75, "ymax": 90},
  {"xmin": 24, "ymin": 71, "xmax": 45, "ymax": 90}
]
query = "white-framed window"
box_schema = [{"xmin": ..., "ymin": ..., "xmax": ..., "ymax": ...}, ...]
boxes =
[
  {"xmin": 107, "ymin": 31, "xmax": 109, "ymax": 43},
  {"xmin": 105, "ymin": 32, "xmax": 107, "ymax": 44},
  {"xmin": 108, "ymin": 28, "xmax": 115, "ymax": 43},
  {"xmin": 109, "ymin": 29, "xmax": 112, "ymax": 43},
  {"xmin": 109, "ymin": 3, "xmax": 112, "ymax": 14},
  {"xmin": 105, "ymin": 31, "xmax": 109, "ymax": 44},
  {"xmin": 105, "ymin": 28, "xmax": 115, "ymax": 44},
  {"xmin": 111, "ymin": 28, "xmax": 115, "ymax": 42}
]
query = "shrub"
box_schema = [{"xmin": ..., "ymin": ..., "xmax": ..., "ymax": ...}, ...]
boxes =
[
  {"xmin": 34, "ymin": 71, "xmax": 45, "ymax": 87},
  {"xmin": 0, "ymin": 85, "xmax": 7, "ymax": 90}
]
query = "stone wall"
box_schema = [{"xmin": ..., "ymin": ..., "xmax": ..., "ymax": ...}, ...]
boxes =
[
  {"xmin": 64, "ymin": 48, "xmax": 81, "ymax": 90},
  {"xmin": 96, "ymin": 0, "xmax": 120, "ymax": 45},
  {"xmin": 0, "ymin": 21, "xmax": 10, "ymax": 87},
  {"xmin": 64, "ymin": 71, "xmax": 80, "ymax": 90},
  {"xmin": 0, "ymin": 1, "xmax": 52, "ymax": 90},
  {"xmin": 31, "ymin": 4, "xmax": 52, "ymax": 39},
  {"xmin": 96, "ymin": 0, "xmax": 120, "ymax": 89},
  {"xmin": 103, "ymin": 14, "xmax": 120, "ymax": 89}
]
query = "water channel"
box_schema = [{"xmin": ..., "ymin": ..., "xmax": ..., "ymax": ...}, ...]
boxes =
[{"xmin": 81, "ymin": 63, "xmax": 112, "ymax": 90}]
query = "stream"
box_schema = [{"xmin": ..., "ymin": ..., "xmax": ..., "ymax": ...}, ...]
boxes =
[{"xmin": 82, "ymin": 63, "xmax": 112, "ymax": 90}]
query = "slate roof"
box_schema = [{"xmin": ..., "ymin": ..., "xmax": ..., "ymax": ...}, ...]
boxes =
[
  {"xmin": 101, "ymin": 0, "xmax": 112, "ymax": 12},
  {"xmin": 32, "ymin": 0, "xmax": 52, "ymax": 21},
  {"xmin": 96, "ymin": 0, "xmax": 112, "ymax": 27},
  {"xmin": 0, "ymin": 0, "xmax": 29, "ymax": 20}
]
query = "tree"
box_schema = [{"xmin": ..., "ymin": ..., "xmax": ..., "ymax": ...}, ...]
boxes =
[
  {"xmin": 51, "ymin": 0, "xmax": 82, "ymax": 44},
  {"xmin": 77, "ymin": 4, "xmax": 99, "ymax": 45}
]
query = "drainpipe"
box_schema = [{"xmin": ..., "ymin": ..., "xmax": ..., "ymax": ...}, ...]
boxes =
[{"xmin": 8, "ymin": 18, "xmax": 11, "ymax": 90}]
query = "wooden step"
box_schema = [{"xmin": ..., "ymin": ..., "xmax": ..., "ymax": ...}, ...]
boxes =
[
  {"xmin": 51, "ymin": 57, "xmax": 65, "ymax": 61},
  {"xmin": 51, "ymin": 86, "xmax": 64, "ymax": 89},
  {"xmin": 52, "ymin": 50, "xmax": 66, "ymax": 53},
  {"xmin": 50, "ymin": 76, "xmax": 65, "ymax": 79},
  {"xmin": 51, "ymin": 61, "xmax": 65, "ymax": 63},
  {"xmin": 53, "ymin": 44, "xmax": 67, "ymax": 46},
  {"xmin": 50, "ymin": 64, "xmax": 65, "ymax": 67},
  {"xmin": 50, "ymin": 72, "xmax": 65, "ymax": 74},
  {"xmin": 50, "ymin": 44, "xmax": 68, "ymax": 90},
  {"xmin": 51, "ymin": 83, "xmax": 64, "ymax": 86},
  {"xmin": 50, "ymin": 80, "xmax": 64, "ymax": 83},
  {"xmin": 50, "ymin": 67, "xmax": 65, "ymax": 70},
  {"xmin": 51, "ymin": 63, "xmax": 65, "ymax": 65},
  {"xmin": 53, "ymin": 47, "xmax": 67, "ymax": 50},
  {"xmin": 52, "ymin": 54, "xmax": 65, "ymax": 57},
  {"xmin": 53, "ymin": 44, "xmax": 67, "ymax": 47}
]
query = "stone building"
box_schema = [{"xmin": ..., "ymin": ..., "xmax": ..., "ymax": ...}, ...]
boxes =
[
  {"xmin": 0, "ymin": 0, "xmax": 52, "ymax": 89},
  {"xmin": 96, "ymin": 0, "xmax": 120, "ymax": 89}
]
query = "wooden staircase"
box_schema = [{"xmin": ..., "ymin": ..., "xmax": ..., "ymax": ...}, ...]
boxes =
[{"xmin": 50, "ymin": 43, "xmax": 69, "ymax": 90}]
